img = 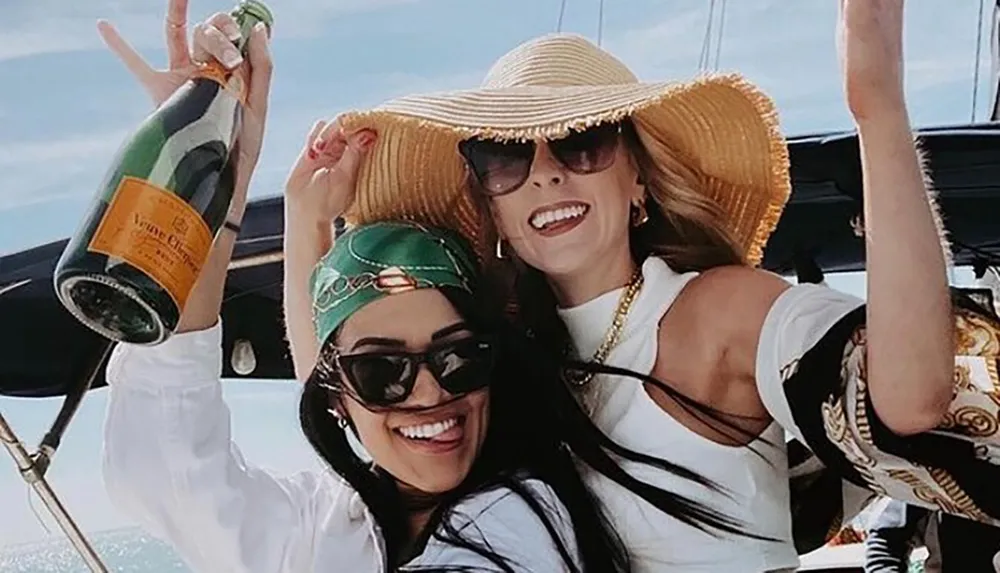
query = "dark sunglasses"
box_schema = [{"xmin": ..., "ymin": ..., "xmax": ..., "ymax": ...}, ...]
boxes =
[
  {"xmin": 458, "ymin": 121, "xmax": 623, "ymax": 196},
  {"xmin": 317, "ymin": 336, "xmax": 497, "ymax": 408}
]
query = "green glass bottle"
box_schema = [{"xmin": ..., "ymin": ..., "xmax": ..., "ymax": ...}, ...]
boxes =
[{"xmin": 53, "ymin": 0, "xmax": 273, "ymax": 345}]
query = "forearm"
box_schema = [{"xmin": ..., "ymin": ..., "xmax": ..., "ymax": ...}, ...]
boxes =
[
  {"xmin": 282, "ymin": 205, "xmax": 333, "ymax": 380},
  {"xmin": 177, "ymin": 174, "xmax": 251, "ymax": 334},
  {"xmin": 858, "ymin": 108, "xmax": 953, "ymax": 435}
]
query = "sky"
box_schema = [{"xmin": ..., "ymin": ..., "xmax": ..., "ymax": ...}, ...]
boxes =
[{"xmin": 0, "ymin": 0, "xmax": 993, "ymax": 554}]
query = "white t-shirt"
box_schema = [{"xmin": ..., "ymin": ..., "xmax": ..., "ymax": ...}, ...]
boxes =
[{"xmin": 102, "ymin": 321, "xmax": 581, "ymax": 572}]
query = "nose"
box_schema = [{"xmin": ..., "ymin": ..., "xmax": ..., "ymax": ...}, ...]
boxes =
[
  {"xmin": 527, "ymin": 142, "xmax": 565, "ymax": 189},
  {"xmin": 404, "ymin": 364, "xmax": 451, "ymax": 408}
]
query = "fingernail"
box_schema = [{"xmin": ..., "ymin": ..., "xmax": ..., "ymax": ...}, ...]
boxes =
[
  {"xmin": 222, "ymin": 48, "xmax": 243, "ymax": 68},
  {"xmin": 308, "ymin": 147, "xmax": 318, "ymax": 160},
  {"xmin": 223, "ymin": 48, "xmax": 242, "ymax": 68},
  {"xmin": 314, "ymin": 138, "xmax": 327, "ymax": 150}
]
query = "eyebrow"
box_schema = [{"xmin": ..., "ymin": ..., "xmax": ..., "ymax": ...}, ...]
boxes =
[
  {"xmin": 349, "ymin": 322, "xmax": 471, "ymax": 350},
  {"xmin": 432, "ymin": 321, "xmax": 471, "ymax": 341},
  {"xmin": 350, "ymin": 336, "xmax": 405, "ymax": 350}
]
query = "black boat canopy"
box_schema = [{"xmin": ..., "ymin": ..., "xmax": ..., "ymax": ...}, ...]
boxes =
[{"xmin": 3, "ymin": 124, "xmax": 1000, "ymax": 399}]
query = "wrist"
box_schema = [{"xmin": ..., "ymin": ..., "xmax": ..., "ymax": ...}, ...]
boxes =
[
  {"xmin": 852, "ymin": 101, "xmax": 910, "ymax": 134},
  {"xmin": 227, "ymin": 177, "xmax": 253, "ymax": 224},
  {"xmin": 283, "ymin": 211, "xmax": 332, "ymax": 247},
  {"xmin": 285, "ymin": 201, "xmax": 339, "ymax": 231}
]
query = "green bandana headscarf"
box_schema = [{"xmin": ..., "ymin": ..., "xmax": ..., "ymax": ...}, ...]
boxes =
[{"xmin": 309, "ymin": 221, "xmax": 479, "ymax": 346}]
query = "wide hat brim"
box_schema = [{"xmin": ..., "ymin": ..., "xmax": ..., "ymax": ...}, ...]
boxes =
[{"xmin": 338, "ymin": 72, "xmax": 790, "ymax": 267}]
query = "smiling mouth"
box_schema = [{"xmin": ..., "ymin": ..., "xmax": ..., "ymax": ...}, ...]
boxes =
[
  {"xmin": 394, "ymin": 415, "xmax": 466, "ymax": 453},
  {"xmin": 528, "ymin": 202, "xmax": 590, "ymax": 232}
]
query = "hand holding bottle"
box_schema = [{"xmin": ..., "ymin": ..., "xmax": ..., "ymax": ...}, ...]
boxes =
[
  {"xmin": 193, "ymin": 13, "xmax": 272, "ymax": 197},
  {"xmin": 97, "ymin": 0, "xmax": 206, "ymax": 107},
  {"xmin": 54, "ymin": 1, "xmax": 274, "ymax": 345}
]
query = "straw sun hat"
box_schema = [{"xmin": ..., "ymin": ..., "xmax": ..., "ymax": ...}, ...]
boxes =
[{"xmin": 338, "ymin": 33, "xmax": 791, "ymax": 266}]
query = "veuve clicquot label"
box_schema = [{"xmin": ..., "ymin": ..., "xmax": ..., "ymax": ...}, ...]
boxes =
[
  {"xmin": 87, "ymin": 176, "xmax": 213, "ymax": 310},
  {"xmin": 53, "ymin": 0, "xmax": 273, "ymax": 346}
]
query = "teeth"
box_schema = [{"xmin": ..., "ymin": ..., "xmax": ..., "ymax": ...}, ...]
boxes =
[
  {"xmin": 530, "ymin": 205, "xmax": 587, "ymax": 230},
  {"xmin": 398, "ymin": 417, "xmax": 458, "ymax": 440}
]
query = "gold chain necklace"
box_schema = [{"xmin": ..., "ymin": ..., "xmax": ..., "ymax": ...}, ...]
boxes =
[{"xmin": 566, "ymin": 268, "xmax": 644, "ymax": 388}]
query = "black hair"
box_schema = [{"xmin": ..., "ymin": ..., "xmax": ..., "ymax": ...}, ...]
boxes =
[{"xmin": 300, "ymin": 281, "xmax": 630, "ymax": 572}]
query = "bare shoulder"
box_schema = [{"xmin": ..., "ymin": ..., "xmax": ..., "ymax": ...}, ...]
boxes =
[
  {"xmin": 647, "ymin": 265, "xmax": 792, "ymax": 439},
  {"xmin": 679, "ymin": 265, "xmax": 791, "ymax": 323},
  {"xmin": 664, "ymin": 265, "xmax": 792, "ymax": 378}
]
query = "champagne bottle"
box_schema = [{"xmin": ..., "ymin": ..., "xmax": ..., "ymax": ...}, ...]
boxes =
[{"xmin": 53, "ymin": 1, "xmax": 273, "ymax": 346}]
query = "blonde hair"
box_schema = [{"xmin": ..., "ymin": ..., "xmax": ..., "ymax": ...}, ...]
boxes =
[{"xmin": 623, "ymin": 119, "xmax": 746, "ymax": 272}]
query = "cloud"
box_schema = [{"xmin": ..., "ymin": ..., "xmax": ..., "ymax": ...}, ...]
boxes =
[
  {"xmin": 0, "ymin": 130, "xmax": 131, "ymax": 211},
  {"xmin": 0, "ymin": 62, "xmax": 484, "ymax": 214},
  {"xmin": 0, "ymin": 131, "xmax": 129, "ymax": 168},
  {"xmin": 0, "ymin": 0, "xmax": 421, "ymax": 62},
  {"xmin": 0, "ymin": 8, "xmax": 162, "ymax": 63},
  {"xmin": 0, "ymin": 67, "xmax": 480, "ymax": 202},
  {"xmin": 368, "ymin": 69, "xmax": 486, "ymax": 99}
]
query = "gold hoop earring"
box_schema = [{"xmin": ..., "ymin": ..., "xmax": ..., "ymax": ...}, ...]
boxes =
[
  {"xmin": 327, "ymin": 408, "xmax": 349, "ymax": 429},
  {"xmin": 631, "ymin": 198, "xmax": 649, "ymax": 227},
  {"xmin": 495, "ymin": 236, "xmax": 506, "ymax": 259}
]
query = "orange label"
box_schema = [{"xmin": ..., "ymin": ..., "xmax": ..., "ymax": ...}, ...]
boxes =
[
  {"xmin": 88, "ymin": 176, "xmax": 213, "ymax": 310},
  {"xmin": 193, "ymin": 60, "xmax": 248, "ymax": 105}
]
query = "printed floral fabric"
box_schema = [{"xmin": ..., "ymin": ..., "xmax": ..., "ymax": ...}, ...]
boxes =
[{"xmin": 784, "ymin": 290, "xmax": 1000, "ymax": 553}]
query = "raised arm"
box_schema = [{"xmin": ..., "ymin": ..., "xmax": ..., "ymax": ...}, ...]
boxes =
[
  {"xmin": 282, "ymin": 120, "xmax": 376, "ymax": 380},
  {"xmin": 100, "ymin": 9, "xmax": 328, "ymax": 572},
  {"xmin": 841, "ymin": 0, "xmax": 953, "ymax": 435}
]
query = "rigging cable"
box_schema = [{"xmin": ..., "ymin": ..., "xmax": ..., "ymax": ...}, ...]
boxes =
[
  {"xmin": 698, "ymin": 0, "xmax": 717, "ymax": 70},
  {"xmin": 556, "ymin": 0, "xmax": 568, "ymax": 32},
  {"xmin": 597, "ymin": 0, "xmax": 605, "ymax": 46},
  {"xmin": 972, "ymin": 0, "xmax": 987, "ymax": 122},
  {"xmin": 27, "ymin": 482, "xmax": 54, "ymax": 535},
  {"xmin": 713, "ymin": 0, "xmax": 727, "ymax": 69}
]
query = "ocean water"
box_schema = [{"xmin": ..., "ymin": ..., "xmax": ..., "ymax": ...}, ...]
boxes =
[
  {"xmin": 0, "ymin": 527, "xmax": 929, "ymax": 572},
  {"xmin": 0, "ymin": 528, "xmax": 189, "ymax": 573}
]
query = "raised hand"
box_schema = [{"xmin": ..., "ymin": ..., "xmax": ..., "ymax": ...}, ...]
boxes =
[
  {"xmin": 284, "ymin": 118, "xmax": 377, "ymax": 226},
  {"xmin": 98, "ymin": 0, "xmax": 207, "ymax": 106},
  {"xmin": 837, "ymin": 0, "xmax": 907, "ymax": 122},
  {"xmin": 102, "ymin": 0, "xmax": 272, "ymax": 202}
]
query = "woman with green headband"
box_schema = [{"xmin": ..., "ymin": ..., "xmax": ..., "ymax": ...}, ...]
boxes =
[{"xmin": 100, "ymin": 4, "xmax": 756, "ymax": 571}]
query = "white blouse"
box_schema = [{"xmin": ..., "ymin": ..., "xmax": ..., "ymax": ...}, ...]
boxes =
[
  {"xmin": 101, "ymin": 321, "xmax": 582, "ymax": 572},
  {"xmin": 557, "ymin": 257, "xmax": 802, "ymax": 572}
]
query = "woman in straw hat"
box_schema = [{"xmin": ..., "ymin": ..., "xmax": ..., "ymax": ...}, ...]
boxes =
[{"xmin": 315, "ymin": 0, "xmax": 999, "ymax": 569}]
